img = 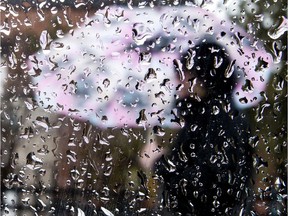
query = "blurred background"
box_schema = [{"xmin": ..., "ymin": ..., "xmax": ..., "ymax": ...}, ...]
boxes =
[{"xmin": 1, "ymin": 0, "xmax": 287, "ymax": 215}]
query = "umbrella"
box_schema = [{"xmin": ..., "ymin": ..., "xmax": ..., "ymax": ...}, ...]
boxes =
[{"xmin": 27, "ymin": 5, "xmax": 275, "ymax": 128}]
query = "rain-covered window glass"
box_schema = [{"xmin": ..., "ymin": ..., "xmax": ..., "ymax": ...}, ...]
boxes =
[{"xmin": 1, "ymin": 0, "xmax": 287, "ymax": 215}]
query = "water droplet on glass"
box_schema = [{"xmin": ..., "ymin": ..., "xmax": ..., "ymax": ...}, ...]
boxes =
[
  {"xmin": 186, "ymin": 49, "xmax": 196, "ymax": 70},
  {"xmin": 37, "ymin": 145, "xmax": 49, "ymax": 155},
  {"xmin": 171, "ymin": 108, "xmax": 185, "ymax": 128},
  {"xmin": 268, "ymin": 16, "xmax": 288, "ymax": 39},
  {"xmin": 40, "ymin": 30, "xmax": 52, "ymax": 54},
  {"xmin": 97, "ymin": 86, "xmax": 103, "ymax": 94},
  {"xmin": 214, "ymin": 56, "xmax": 223, "ymax": 69},
  {"xmin": 3, "ymin": 173, "xmax": 23, "ymax": 189},
  {"xmin": 37, "ymin": 198, "xmax": 47, "ymax": 211},
  {"xmin": 10, "ymin": 152, "xmax": 19, "ymax": 169},
  {"xmin": 162, "ymin": 156, "xmax": 176, "ymax": 172},
  {"xmin": 213, "ymin": 199, "xmax": 220, "ymax": 208},
  {"xmin": 239, "ymin": 97, "xmax": 248, "ymax": 104},
  {"xmin": 101, "ymin": 206, "xmax": 114, "ymax": 216},
  {"xmin": 35, "ymin": 116, "xmax": 50, "ymax": 132},
  {"xmin": 132, "ymin": 23, "xmax": 153, "ymax": 45},
  {"xmin": 24, "ymin": 18, "xmax": 32, "ymax": 26},
  {"xmin": 187, "ymin": 16, "xmax": 199, "ymax": 32},
  {"xmin": 137, "ymin": 208, "xmax": 147, "ymax": 213},
  {"xmin": 4, "ymin": 207, "xmax": 9, "ymax": 214},
  {"xmin": 139, "ymin": 52, "xmax": 152, "ymax": 65},
  {"xmin": 21, "ymin": 197, "xmax": 30, "ymax": 206},
  {"xmin": 70, "ymin": 167, "xmax": 80, "ymax": 181},
  {"xmin": 67, "ymin": 150, "xmax": 77, "ymax": 163},
  {"xmin": 56, "ymin": 29, "xmax": 65, "ymax": 38},
  {"xmin": 174, "ymin": 59, "xmax": 185, "ymax": 81},
  {"xmin": 153, "ymin": 125, "xmax": 165, "ymax": 136},
  {"xmin": 212, "ymin": 105, "xmax": 220, "ymax": 115},
  {"xmin": 274, "ymin": 177, "xmax": 286, "ymax": 191},
  {"xmin": 255, "ymin": 103, "xmax": 270, "ymax": 122},
  {"xmin": 144, "ymin": 68, "xmax": 157, "ymax": 83},
  {"xmin": 136, "ymin": 109, "xmax": 147, "ymax": 127},
  {"xmin": 271, "ymin": 41, "xmax": 283, "ymax": 64},
  {"xmin": 104, "ymin": 166, "xmax": 112, "ymax": 176},
  {"xmin": 78, "ymin": 208, "xmax": 86, "ymax": 216},
  {"xmin": 26, "ymin": 152, "xmax": 43, "ymax": 170},
  {"xmin": 50, "ymin": 6, "xmax": 58, "ymax": 14},
  {"xmin": 172, "ymin": 16, "xmax": 180, "ymax": 27},
  {"xmin": 105, "ymin": 151, "xmax": 113, "ymax": 162},
  {"xmin": 210, "ymin": 155, "xmax": 218, "ymax": 164},
  {"xmin": 242, "ymin": 79, "xmax": 254, "ymax": 93},
  {"xmin": 8, "ymin": 52, "xmax": 17, "ymax": 69},
  {"xmin": 224, "ymin": 59, "xmax": 236, "ymax": 78},
  {"xmin": 103, "ymin": 78, "xmax": 110, "ymax": 88}
]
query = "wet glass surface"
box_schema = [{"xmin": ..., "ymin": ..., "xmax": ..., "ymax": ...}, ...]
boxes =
[{"xmin": 1, "ymin": 0, "xmax": 287, "ymax": 215}]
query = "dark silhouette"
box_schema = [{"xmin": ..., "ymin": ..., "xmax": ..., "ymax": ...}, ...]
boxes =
[{"xmin": 156, "ymin": 41, "xmax": 253, "ymax": 215}]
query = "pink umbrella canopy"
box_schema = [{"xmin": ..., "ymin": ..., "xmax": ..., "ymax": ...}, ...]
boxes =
[{"xmin": 27, "ymin": 6, "xmax": 275, "ymax": 128}]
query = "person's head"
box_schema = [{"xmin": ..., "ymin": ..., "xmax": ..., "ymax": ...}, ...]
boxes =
[{"xmin": 180, "ymin": 41, "xmax": 236, "ymax": 100}]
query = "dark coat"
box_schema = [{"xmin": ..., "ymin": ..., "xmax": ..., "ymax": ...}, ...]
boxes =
[{"xmin": 156, "ymin": 42, "xmax": 253, "ymax": 215}]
